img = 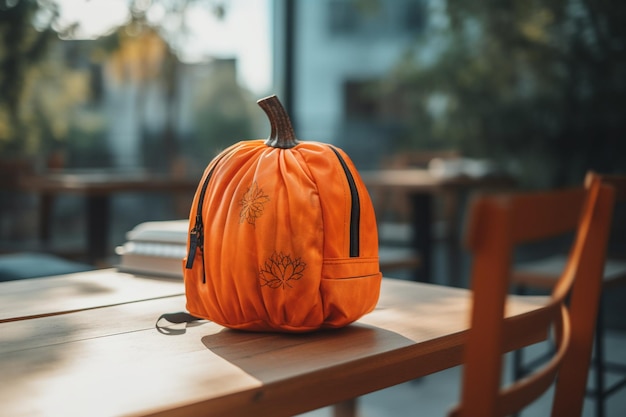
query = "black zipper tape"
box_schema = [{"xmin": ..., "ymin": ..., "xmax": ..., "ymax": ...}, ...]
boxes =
[
  {"xmin": 329, "ymin": 146, "xmax": 360, "ymax": 257},
  {"xmin": 185, "ymin": 159, "xmax": 221, "ymax": 272}
]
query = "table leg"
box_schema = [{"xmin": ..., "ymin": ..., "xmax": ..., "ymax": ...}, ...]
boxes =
[
  {"xmin": 332, "ymin": 399, "xmax": 356, "ymax": 417},
  {"xmin": 451, "ymin": 189, "xmax": 474, "ymax": 287},
  {"xmin": 409, "ymin": 193, "xmax": 432, "ymax": 282},
  {"xmin": 38, "ymin": 193, "xmax": 54, "ymax": 245},
  {"xmin": 86, "ymin": 195, "xmax": 110, "ymax": 265},
  {"xmin": 445, "ymin": 190, "xmax": 462, "ymax": 287}
]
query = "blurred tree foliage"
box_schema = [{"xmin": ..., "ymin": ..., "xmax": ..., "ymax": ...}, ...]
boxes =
[
  {"xmin": 0, "ymin": 0, "xmax": 60, "ymax": 156},
  {"xmin": 0, "ymin": 0, "xmax": 119, "ymax": 164},
  {"xmin": 0, "ymin": 0, "xmax": 257, "ymax": 173},
  {"xmin": 383, "ymin": 0, "xmax": 626, "ymax": 188},
  {"xmin": 188, "ymin": 59, "xmax": 257, "ymax": 162},
  {"xmin": 123, "ymin": 0, "xmax": 249, "ymax": 171}
]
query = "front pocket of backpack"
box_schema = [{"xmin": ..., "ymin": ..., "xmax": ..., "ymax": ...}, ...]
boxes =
[{"xmin": 319, "ymin": 257, "xmax": 382, "ymax": 328}]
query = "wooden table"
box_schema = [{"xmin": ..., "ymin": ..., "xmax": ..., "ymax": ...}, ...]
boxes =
[
  {"xmin": 361, "ymin": 169, "xmax": 516, "ymax": 284},
  {"xmin": 19, "ymin": 170, "xmax": 198, "ymax": 264},
  {"xmin": 0, "ymin": 270, "xmax": 547, "ymax": 417}
]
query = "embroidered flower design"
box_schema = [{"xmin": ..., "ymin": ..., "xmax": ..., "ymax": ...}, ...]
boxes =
[
  {"xmin": 239, "ymin": 182, "xmax": 270, "ymax": 225},
  {"xmin": 259, "ymin": 252, "xmax": 306, "ymax": 289}
]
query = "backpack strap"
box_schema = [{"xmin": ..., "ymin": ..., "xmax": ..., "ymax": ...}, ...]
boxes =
[{"xmin": 155, "ymin": 312, "xmax": 203, "ymax": 335}]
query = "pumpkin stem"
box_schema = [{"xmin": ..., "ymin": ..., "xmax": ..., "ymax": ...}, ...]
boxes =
[{"xmin": 257, "ymin": 95, "xmax": 298, "ymax": 149}]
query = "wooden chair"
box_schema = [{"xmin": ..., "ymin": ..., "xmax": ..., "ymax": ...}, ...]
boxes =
[
  {"xmin": 511, "ymin": 173, "xmax": 626, "ymax": 417},
  {"xmin": 449, "ymin": 171, "xmax": 615, "ymax": 417}
]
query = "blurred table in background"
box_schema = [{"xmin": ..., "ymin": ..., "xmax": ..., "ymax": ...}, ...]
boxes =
[
  {"xmin": 361, "ymin": 168, "xmax": 517, "ymax": 285},
  {"xmin": 18, "ymin": 166, "xmax": 516, "ymax": 282},
  {"xmin": 19, "ymin": 169, "xmax": 198, "ymax": 265}
]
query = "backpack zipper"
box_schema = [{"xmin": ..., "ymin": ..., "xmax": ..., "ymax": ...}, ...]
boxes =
[
  {"xmin": 185, "ymin": 160, "xmax": 221, "ymax": 279},
  {"xmin": 329, "ymin": 146, "xmax": 360, "ymax": 257}
]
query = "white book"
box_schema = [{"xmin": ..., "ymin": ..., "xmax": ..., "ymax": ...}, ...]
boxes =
[
  {"xmin": 124, "ymin": 219, "xmax": 189, "ymax": 244},
  {"xmin": 116, "ymin": 220, "xmax": 190, "ymax": 279}
]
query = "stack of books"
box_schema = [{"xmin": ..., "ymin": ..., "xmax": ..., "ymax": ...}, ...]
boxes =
[{"xmin": 115, "ymin": 220, "xmax": 189, "ymax": 279}]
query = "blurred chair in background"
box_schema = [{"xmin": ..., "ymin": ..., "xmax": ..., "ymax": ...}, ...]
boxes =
[
  {"xmin": 0, "ymin": 158, "xmax": 94, "ymax": 282},
  {"xmin": 0, "ymin": 252, "xmax": 93, "ymax": 282},
  {"xmin": 0, "ymin": 158, "xmax": 36, "ymax": 247},
  {"xmin": 451, "ymin": 172, "xmax": 614, "ymax": 416},
  {"xmin": 374, "ymin": 150, "xmax": 460, "ymax": 279},
  {"xmin": 375, "ymin": 150, "xmax": 461, "ymax": 244}
]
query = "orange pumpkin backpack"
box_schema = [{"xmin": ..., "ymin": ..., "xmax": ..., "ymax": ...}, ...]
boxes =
[{"xmin": 183, "ymin": 95, "xmax": 382, "ymax": 332}]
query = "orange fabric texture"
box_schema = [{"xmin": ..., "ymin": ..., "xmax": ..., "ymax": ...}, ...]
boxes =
[{"xmin": 183, "ymin": 96, "xmax": 381, "ymax": 332}]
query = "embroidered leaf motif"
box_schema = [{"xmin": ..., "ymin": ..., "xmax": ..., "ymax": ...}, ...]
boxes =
[
  {"xmin": 239, "ymin": 182, "xmax": 270, "ymax": 225},
  {"xmin": 259, "ymin": 252, "xmax": 306, "ymax": 289}
]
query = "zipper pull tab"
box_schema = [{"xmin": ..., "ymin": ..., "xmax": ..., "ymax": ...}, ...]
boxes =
[
  {"xmin": 185, "ymin": 221, "xmax": 203, "ymax": 269},
  {"xmin": 185, "ymin": 232, "xmax": 198, "ymax": 269}
]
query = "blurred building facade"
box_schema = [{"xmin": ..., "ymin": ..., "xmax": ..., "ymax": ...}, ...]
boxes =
[{"xmin": 278, "ymin": 0, "xmax": 432, "ymax": 169}]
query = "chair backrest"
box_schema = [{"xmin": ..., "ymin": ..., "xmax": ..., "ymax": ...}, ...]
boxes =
[
  {"xmin": 592, "ymin": 174, "xmax": 626, "ymax": 262},
  {"xmin": 449, "ymin": 172, "xmax": 616, "ymax": 417},
  {"xmin": 594, "ymin": 173, "xmax": 626, "ymax": 201}
]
